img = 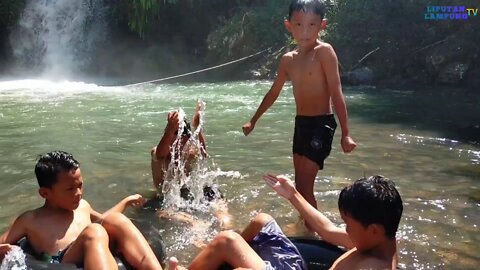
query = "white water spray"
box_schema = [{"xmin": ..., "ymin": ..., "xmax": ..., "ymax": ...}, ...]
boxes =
[
  {"xmin": 9, "ymin": 0, "xmax": 108, "ymax": 78},
  {"xmin": 0, "ymin": 246, "xmax": 27, "ymax": 270},
  {"xmin": 162, "ymin": 101, "xmax": 210, "ymax": 209}
]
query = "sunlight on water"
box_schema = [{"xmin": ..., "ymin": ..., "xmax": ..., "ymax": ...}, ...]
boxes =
[{"xmin": 0, "ymin": 246, "xmax": 26, "ymax": 270}]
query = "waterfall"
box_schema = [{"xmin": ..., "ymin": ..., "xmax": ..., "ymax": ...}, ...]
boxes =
[{"xmin": 9, "ymin": 0, "xmax": 108, "ymax": 79}]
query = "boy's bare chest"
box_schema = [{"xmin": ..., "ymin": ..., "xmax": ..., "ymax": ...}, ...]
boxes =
[
  {"xmin": 288, "ymin": 55, "xmax": 325, "ymax": 84},
  {"xmin": 29, "ymin": 210, "xmax": 91, "ymax": 254}
]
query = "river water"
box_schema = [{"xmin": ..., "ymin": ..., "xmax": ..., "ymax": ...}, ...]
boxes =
[{"xmin": 0, "ymin": 79, "xmax": 478, "ymax": 269}]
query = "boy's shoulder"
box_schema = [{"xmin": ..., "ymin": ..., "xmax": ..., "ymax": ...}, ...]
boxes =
[
  {"xmin": 314, "ymin": 41, "xmax": 337, "ymax": 57},
  {"xmin": 332, "ymin": 248, "xmax": 393, "ymax": 270},
  {"xmin": 14, "ymin": 209, "xmax": 36, "ymax": 223},
  {"xmin": 281, "ymin": 41, "xmax": 336, "ymax": 59}
]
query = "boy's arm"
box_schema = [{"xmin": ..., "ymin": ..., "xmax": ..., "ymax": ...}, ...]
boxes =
[
  {"xmin": 0, "ymin": 212, "xmax": 30, "ymax": 245},
  {"xmin": 192, "ymin": 101, "xmax": 208, "ymax": 157},
  {"xmin": 155, "ymin": 111, "xmax": 180, "ymax": 159},
  {"xmin": 320, "ymin": 45, "xmax": 356, "ymax": 153},
  {"xmin": 264, "ymin": 174, "xmax": 354, "ymax": 249},
  {"xmin": 103, "ymin": 194, "xmax": 145, "ymax": 217},
  {"xmin": 242, "ymin": 55, "xmax": 289, "ymax": 136},
  {"xmin": 89, "ymin": 195, "xmax": 145, "ymax": 221}
]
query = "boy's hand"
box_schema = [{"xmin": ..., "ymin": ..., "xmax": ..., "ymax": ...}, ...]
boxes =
[
  {"xmin": 341, "ymin": 135, "xmax": 356, "ymax": 153},
  {"xmin": 127, "ymin": 194, "xmax": 146, "ymax": 207},
  {"xmin": 263, "ymin": 174, "xmax": 296, "ymax": 200},
  {"xmin": 242, "ymin": 121, "xmax": 255, "ymax": 136},
  {"xmin": 0, "ymin": 243, "xmax": 13, "ymax": 259},
  {"xmin": 166, "ymin": 111, "xmax": 180, "ymax": 134}
]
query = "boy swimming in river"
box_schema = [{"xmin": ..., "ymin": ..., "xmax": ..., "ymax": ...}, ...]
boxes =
[
  {"xmin": 0, "ymin": 151, "xmax": 162, "ymax": 269},
  {"xmin": 151, "ymin": 101, "xmax": 231, "ymax": 228},
  {"xmin": 242, "ymin": 0, "xmax": 357, "ymax": 218}
]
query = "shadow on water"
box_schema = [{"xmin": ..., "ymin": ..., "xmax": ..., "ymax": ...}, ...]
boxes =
[{"xmin": 346, "ymin": 86, "xmax": 480, "ymax": 145}]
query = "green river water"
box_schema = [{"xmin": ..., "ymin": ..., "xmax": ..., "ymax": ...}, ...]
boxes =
[{"xmin": 0, "ymin": 79, "xmax": 479, "ymax": 269}]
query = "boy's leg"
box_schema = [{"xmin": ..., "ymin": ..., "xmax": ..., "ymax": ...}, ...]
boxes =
[
  {"xmin": 188, "ymin": 230, "xmax": 266, "ymax": 270},
  {"xmin": 293, "ymin": 154, "xmax": 319, "ymax": 209},
  {"xmin": 240, "ymin": 213, "xmax": 274, "ymax": 241},
  {"xmin": 102, "ymin": 212, "xmax": 163, "ymax": 270},
  {"xmin": 61, "ymin": 223, "xmax": 117, "ymax": 270}
]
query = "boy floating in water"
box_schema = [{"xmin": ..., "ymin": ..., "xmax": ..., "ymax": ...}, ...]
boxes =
[
  {"xmin": 242, "ymin": 0, "xmax": 357, "ymax": 217},
  {"xmin": 0, "ymin": 151, "xmax": 162, "ymax": 269}
]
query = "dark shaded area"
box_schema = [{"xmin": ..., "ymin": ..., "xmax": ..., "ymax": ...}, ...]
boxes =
[{"xmin": 346, "ymin": 86, "xmax": 480, "ymax": 145}]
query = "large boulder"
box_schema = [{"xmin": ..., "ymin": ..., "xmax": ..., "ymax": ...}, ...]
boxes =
[
  {"xmin": 437, "ymin": 62, "xmax": 470, "ymax": 83},
  {"xmin": 343, "ymin": 66, "xmax": 375, "ymax": 85},
  {"xmin": 425, "ymin": 40, "xmax": 474, "ymax": 84}
]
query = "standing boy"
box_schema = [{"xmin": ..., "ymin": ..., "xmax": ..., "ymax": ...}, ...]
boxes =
[
  {"xmin": 0, "ymin": 151, "xmax": 163, "ymax": 269},
  {"xmin": 242, "ymin": 0, "xmax": 357, "ymax": 214}
]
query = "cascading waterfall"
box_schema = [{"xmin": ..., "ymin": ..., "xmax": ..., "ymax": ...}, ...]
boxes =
[{"xmin": 9, "ymin": 0, "xmax": 108, "ymax": 79}]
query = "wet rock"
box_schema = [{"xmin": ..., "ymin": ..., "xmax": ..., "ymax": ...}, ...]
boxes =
[
  {"xmin": 464, "ymin": 67, "xmax": 480, "ymax": 88},
  {"xmin": 437, "ymin": 62, "xmax": 470, "ymax": 83},
  {"xmin": 344, "ymin": 66, "xmax": 375, "ymax": 85}
]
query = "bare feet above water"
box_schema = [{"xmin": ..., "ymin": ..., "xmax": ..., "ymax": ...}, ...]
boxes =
[{"xmin": 192, "ymin": 100, "xmax": 204, "ymax": 130}]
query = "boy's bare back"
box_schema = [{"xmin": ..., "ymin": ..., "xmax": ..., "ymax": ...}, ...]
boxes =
[{"xmin": 279, "ymin": 41, "xmax": 340, "ymax": 116}]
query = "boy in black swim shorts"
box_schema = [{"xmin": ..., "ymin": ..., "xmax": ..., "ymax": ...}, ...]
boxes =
[{"xmin": 242, "ymin": 0, "xmax": 357, "ymax": 221}]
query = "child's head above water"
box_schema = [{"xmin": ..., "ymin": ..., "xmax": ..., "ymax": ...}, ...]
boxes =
[
  {"xmin": 35, "ymin": 150, "xmax": 80, "ymax": 188},
  {"xmin": 338, "ymin": 175, "xmax": 403, "ymax": 242},
  {"xmin": 288, "ymin": 0, "xmax": 327, "ymax": 21}
]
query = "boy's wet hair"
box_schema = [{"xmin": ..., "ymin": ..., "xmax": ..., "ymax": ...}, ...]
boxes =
[
  {"xmin": 338, "ymin": 175, "xmax": 403, "ymax": 239},
  {"xmin": 288, "ymin": 0, "xmax": 327, "ymax": 20},
  {"xmin": 181, "ymin": 120, "xmax": 191, "ymax": 136},
  {"xmin": 35, "ymin": 151, "xmax": 80, "ymax": 188}
]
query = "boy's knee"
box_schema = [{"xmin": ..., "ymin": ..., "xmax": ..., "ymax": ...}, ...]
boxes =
[
  {"xmin": 251, "ymin": 213, "xmax": 273, "ymax": 227},
  {"xmin": 213, "ymin": 231, "xmax": 242, "ymax": 248},
  {"xmin": 81, "ymin": 223, "xmax": 109, "ymax": 242},
  {"xmin": 102, "ymin": 212, "xmax": 132, "ymax": 232}
]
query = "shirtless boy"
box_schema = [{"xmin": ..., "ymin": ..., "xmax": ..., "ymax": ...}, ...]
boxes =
[
  {"xmin": 0, "ymin": 151, "xmax": 162, "ymax": 270},
  {"xmin": 169, "ymin": 174, "xmax": 403, "ymax": 270},
  {"xmin": 264, "ymin": 174, "xmax": 402, "ymax": 270},
  {"xmin": 151, "ymin": 101, "xmax": 207, "ymax": 196},
  {"xmin": 151, "ymin": 102, "xmax": 231, "ymax": 228},
  {"xmin": 242, "ymin": 0, "xmax": 357, "ymax": 213}
]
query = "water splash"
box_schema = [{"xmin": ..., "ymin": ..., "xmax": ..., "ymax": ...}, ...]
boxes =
[
  {"xmin": 0, "ymin": 245, "xmax": 27, "ymax": 270},
  {"xmin": 9, "ymin": 0, "xmax": 108, "ymax": 78},
  {"xmin": 162, "ymin": 101, "xmax": 211, "ymax": 209}
]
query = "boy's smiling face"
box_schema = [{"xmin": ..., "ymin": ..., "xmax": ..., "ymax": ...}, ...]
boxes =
[
  {"xmin": 285, "ymin": 11, "xmax": 326, "ymax": 47},
  {"xmin": 40, "ymin": 168, "xmax": 84, "ymax": 211}
]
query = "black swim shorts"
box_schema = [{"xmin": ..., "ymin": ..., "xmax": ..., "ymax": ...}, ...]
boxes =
[{"xmin": 292, "ymin": 114, "xmax": 337, "ymax": 169}]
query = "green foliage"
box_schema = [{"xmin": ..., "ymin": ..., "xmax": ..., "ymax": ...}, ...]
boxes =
[
  {"xmin": 207, "ymin": 0, "xmax": 291, "ymax": 60},
  {"xmin": 115, "ymin": 0, "xmax": 170, "ymax": 38},
  {"xmin": 324, "ymin": 0, "xmax": 479, "ymax": 80}
]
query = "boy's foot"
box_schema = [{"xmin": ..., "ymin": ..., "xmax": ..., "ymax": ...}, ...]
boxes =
[
  {"xmin": 282, "ymin": 217, "xmax": 317, "ymax": 237},
  {"xmin": 168, "ymin": 257, "xmax": 187, "ymax": 270},
  {"xmin": 192, "ymin": 100, "xmax": 204, "ymax": 130}
]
